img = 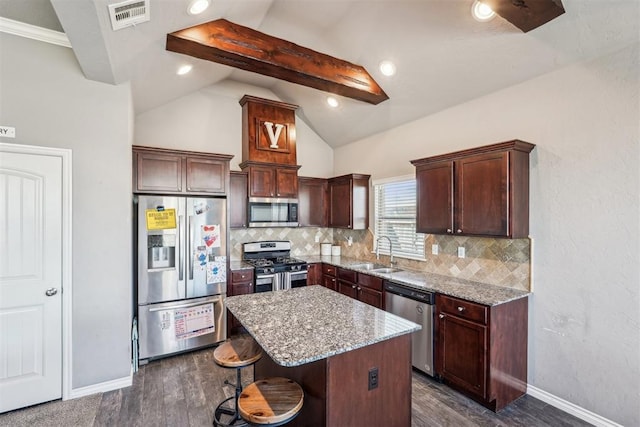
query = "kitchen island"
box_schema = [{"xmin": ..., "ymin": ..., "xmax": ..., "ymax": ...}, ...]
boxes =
[{"xmin": 225, "ymin": 285, "xmax": 421, "ymax": 426}]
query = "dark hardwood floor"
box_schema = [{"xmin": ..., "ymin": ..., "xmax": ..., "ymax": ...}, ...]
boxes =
[
  {"xmin": 99, "ymin": 347, "xmax": 590, "ymax": 427},
  {"xmin": 2, "ymin": 347, "xmax": 592, "ymax": 427}
]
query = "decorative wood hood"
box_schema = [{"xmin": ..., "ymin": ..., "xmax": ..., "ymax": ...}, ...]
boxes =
[
  {"xmin": 166, "ymin": 19, "xmax": 388, "ymax": 105},
  {"xmin": 239, "ymin": 95, "xmax": 298, "ymax": 166}
]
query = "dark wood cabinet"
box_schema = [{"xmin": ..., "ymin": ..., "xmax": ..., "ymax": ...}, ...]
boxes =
[
  {"xmin": 336, "ymin": 267, "xmax": 384, "ymax": 309},
  {"xmin": 228, "ymin": 269, "xmax": 254, "ymax": 336},
  {"xmin": 133, "ymin": 146, "xmax": 232, "ymax": 195},
  {"xmin": 328, "ymin": 174, "xmax": 370, "ymax": 230},
  {"xmin": 229, "ymin": 171, "xmax": 248, "ymax": 228},
  {"xmin": 241, "ymin": 161, "xmax": 299, "ymax": 199},
  {"xmin": 435, "ymin": 294, "xmax": 528, "ymax": 411},
  {"xmin": 337, "ymin": 268, "xmax": 358, "ymax": 299},
  {"xmin": 306, "ymin": 263, "xmax": 322, "ymax": 286},
  {"xmin": 411, "ymin": 140, "xmax": 534, "ymax": 238},
  {"xmin": 298, "ymin": 177, "xmax": 328, "ymax": 227},
  {"xmin": 321, "ymin": 264, "xmax": 337, "ymax": 291}
]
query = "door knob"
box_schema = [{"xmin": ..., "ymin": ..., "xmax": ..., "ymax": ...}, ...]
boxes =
[{"xmin": 45, "ymin": 288, "xmax": 58, "ymax": 296}]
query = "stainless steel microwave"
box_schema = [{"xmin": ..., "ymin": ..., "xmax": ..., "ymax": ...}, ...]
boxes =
[{"xmin": 248, "ymin": 197, "xmax": 299, "ymax": 227}]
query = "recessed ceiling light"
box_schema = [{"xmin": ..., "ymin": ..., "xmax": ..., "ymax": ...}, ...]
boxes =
[
  {"xmin": 379, "ymin": 60, "xmax": 396, "ymax": 77},
  {"xmin": 188, "ymin": 0, "xmax": 210, "ymax": 15},
  {"xmin": 327, "ymin": 96, "xmax": 339, "ymax": 108},
  {"xmin": 471, "ymin": 0, "xmax": 496, "ymax": 22},
  {"xmin": 177, "ymin": 64, "xmax": 193, "ymax": 75}
]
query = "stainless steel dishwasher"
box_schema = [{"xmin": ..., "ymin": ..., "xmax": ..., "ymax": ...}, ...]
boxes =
[{"xmin": 384, "ymin": 281, "xmax": 435, "ymax": 376}]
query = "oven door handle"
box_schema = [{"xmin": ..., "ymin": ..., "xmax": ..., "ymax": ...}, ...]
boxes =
[{"xmin": 256, "ymin": 274, "xmax": 277, "ymax": 281}]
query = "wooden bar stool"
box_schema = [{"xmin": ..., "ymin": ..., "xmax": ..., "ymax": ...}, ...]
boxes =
[
  {"xmin": 213, "ymin": 335, "xmax": 263, "ymax": 427},
  {"xmin": 238, "ymin": 377, "xmax": 304, "ymax": 426}
]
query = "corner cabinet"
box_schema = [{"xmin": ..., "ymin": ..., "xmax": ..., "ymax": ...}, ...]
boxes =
[
  {"xmin": 411, "ymin": 140, "xmax": 534, "ymax": 238},
  {"xmin": 298, "ymin": 177, "xmax": 328, "ymax": 227},
  {"xmin": 229, "ymin": 171, "xmax": 248, "ymax": 228},
  {"xmin": 328, "ymin": 174, "xmax": 370, "ymax": 230},
  {"xmin": 435, "ymin": 294, "xmax": 528, "ymax": 411},
  {"xmin": 133, "ymin": 146, "xmax": 233, "ymax": 196}
]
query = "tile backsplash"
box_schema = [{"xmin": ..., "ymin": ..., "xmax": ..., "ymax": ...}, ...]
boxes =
[{"xmin": 230, "ymin": 228, "xmax": 530, "ymax": 291}]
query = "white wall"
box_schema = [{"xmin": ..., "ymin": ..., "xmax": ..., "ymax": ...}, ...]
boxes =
[
  {"xmin": 335, "ymin": 43, "xmax": 640, "ymax": 426},
  {"xmin": 135, "ymin": 81, "xmax": 334, "ymax": 177},
  {"xmin": 0, "ymin": 33, "xmax": 133, "ymax": 389}
]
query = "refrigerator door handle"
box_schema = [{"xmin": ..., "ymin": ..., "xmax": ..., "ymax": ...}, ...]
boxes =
[
  {"xmin": 148, "ymin": 298, "xmax": 222, "ymax": 312},
  {"xmin": 178, "ymin": 214, "xmax": 184, "ymax": 281},
  {"xmin": 188, "ymin": 215, "xmax": 193, "ymax": 280}
]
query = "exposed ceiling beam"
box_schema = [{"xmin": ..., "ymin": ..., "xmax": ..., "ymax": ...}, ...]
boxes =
[
  {"xmin": 484, "ymin": 0, "xmax": 565, "ymax": 33},
  {"xmin": 166, "ymin": 18, "xmax": 388, "ymax": 105}
]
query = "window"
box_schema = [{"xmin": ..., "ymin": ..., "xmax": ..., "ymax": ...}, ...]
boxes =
[{"xmin": 373, "ymin": 176, "xmax": 425, "ymax": 260}]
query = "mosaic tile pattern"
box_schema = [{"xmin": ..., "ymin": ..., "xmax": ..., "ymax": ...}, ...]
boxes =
[{"xmin": 230, "ymin": 227, "xmax": 531, "ymax": 291}]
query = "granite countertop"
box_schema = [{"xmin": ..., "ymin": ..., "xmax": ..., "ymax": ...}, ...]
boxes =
[
  {"xmin": 300, "ymin": 255, "xmax": 529, "ymax": 306},
  {"xmin": 225, "ymin": 285, "xmax": 421, "ymax": 367},
  {"xmin": 229, "ymin": 260, "xmax": 253, "ymax": 271}
]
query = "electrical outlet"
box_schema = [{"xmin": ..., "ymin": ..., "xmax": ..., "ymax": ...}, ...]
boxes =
[
  {"xmin": 457, "ymin": 246, "xmax": 466, "ymax": 258},
  {"xmin": 431, "ymin": 244, "xmax": 439, "ymax": 255},
  {"xmin": 347, "ymin": 236, "xmax": 353, "ymax": 246},
  {"xmin": 315, "ymin": 235, "xmax": 320, "ymax": 243},
  {"xmin": 368, "ymin": 367, "xmax": 379, "ymax": 390}
]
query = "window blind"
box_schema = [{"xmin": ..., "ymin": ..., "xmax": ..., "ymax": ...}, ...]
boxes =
[{"xmin": 374, "ymin": 179, "xmax": 425, "ymax": 260}]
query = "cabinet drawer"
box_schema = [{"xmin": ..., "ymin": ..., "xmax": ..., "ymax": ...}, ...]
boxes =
[
  {"xmin": 357, "ymin": 273, "xmax": 383, "ymax": 291},
  {"xmin": 439, "ymin": 294, "xmax": 488, "ymax": 325},
  {"xmin": 337, "ymin": 268, "xmax": 357, "ymax": 283},
  {"xmin": 322, "ymin": 264, "xmax": 336, "ymax": 276},
  {"xmin": 231, "ymin": 270, "xmax": 254, "ymax": 283}
]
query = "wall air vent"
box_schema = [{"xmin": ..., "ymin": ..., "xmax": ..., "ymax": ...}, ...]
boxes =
[{"xmin": 108, "ymin": 0, "xmax": 150, "ymax": 31}]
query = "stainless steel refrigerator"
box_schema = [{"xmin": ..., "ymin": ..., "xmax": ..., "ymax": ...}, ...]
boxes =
[{"xmin": 135, "ymin": 195, "xmax": 227, "ymax": 361}]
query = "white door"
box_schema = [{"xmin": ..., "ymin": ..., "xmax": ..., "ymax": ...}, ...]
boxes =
[{"xmin": 0, "ymin": 150, "xmax": 63, "ymax": 412}]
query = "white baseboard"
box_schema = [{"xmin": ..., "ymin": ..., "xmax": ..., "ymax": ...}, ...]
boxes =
[
  {"xmin": 67, "ymin": 374, "xmax": 132, "ymax": 400},
  {"xmin": 527, "ymin": 385, "xmax": 622, "ymax": 427}
]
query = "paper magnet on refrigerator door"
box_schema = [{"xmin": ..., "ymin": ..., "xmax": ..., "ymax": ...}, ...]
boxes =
[
  {"xmin": 206, "ymin": 260, "xmax": 227, "ymax": 284},
  {"xmin": 195, "ymin": 246, "xmax": 207, "ymax": 269},
  {"xmin": 201, "ymin": 224, "xmax": 220, "ymax": 248},
  {"xmin": 194, "ymin": 202, "xmax": 210, "ymax": 215}
]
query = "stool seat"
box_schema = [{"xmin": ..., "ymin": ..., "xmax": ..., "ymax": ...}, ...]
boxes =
[
  {"xmin": 212, "ymin": 335, "xmax": 263, "ymax": 427},
  {"xmin": 214, "ymin": 335, "xmax": 262, "ymax": 368},
  {"xmin": 238, "ymin": 377, "xmax": 304, "ymax": 426}
]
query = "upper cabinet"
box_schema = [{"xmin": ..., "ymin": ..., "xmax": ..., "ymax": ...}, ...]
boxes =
[
  {"xmin": 241, "ymin": 161, "xmax": 299, "ymax": 199},
  {"xmin": 411, "ymin": 140, "xmax": 535, "ymax": 238},
  {"xmin": 133, "ymin": 146, "xmax": 232, "ymax": 196},
  {"xmin": 328, "ymin": 174, "xmax": 370, "ymax": 230},
  {"xmin": 298, "ymin": 177, "xmax": 328, "ymax": 227}
]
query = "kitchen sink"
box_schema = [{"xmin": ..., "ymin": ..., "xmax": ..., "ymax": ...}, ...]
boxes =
[
  {"xmin": 350, "ymin": 262, "xmax": 387, "ymax": 271},
  {"xmin": 370, "ymin": 267, "xmax": 403, "ymax": 274}
]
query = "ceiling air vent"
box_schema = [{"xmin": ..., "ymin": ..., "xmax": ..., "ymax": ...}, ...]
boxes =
[{"xmin": 108, "ymin": 0, "xmax": 150, "ymax": 31}]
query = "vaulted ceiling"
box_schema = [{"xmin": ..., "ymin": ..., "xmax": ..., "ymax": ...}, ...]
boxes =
[{"xmin": 1, "ymin": 0, "xmax": 638, "ymax": 147}]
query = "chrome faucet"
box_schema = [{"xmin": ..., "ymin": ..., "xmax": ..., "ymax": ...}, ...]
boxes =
[{"xmin": 376, "ymin": 236, "xmax": 394, "ymax": 267}]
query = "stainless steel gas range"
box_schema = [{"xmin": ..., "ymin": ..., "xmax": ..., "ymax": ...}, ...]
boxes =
[{"xmin": 243, "ymin": 241, "xmax": 307, "ymax": 292}]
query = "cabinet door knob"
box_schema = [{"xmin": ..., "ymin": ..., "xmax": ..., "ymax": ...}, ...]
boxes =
[
  {"xmin": 457, "ymin": 229, "xmax": 462, "ymax": 233},
  {"xmin": 352, "ymin": 285, "xmax": 356, "ymax": 289},
  {"xmin": 357, "ymin": 287, "xmax": 361, "ymax": 291},
  {"xmin": 446, "ymin": 228, "xmax": 452, "ymax": 233},
  {"xmin": 457, "ymin": 306, "xmax": 465, "ymax": 312},
  {"xmin": 439, "ymin": 314, "xmax": 445, "ymax": 319}
]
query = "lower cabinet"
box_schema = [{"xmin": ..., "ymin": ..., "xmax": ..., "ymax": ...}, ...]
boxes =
[
  {"xmin": 435, "ymin": 294, "xmax": 528, "ymax": 411},
  {"xmin": 321, "ymin": 264, "xmax": 337, "ymax": 291},
  {"xmin": 228, "ymin": 269, "xmax": 254, "ymax": 336},
  {"xmin": 337, "ymin": 267, "xmax": 384, "ymax": 309},
  {"xmin": 307, "ymin": 263, "xmax": 322, "ymax": 286}
]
